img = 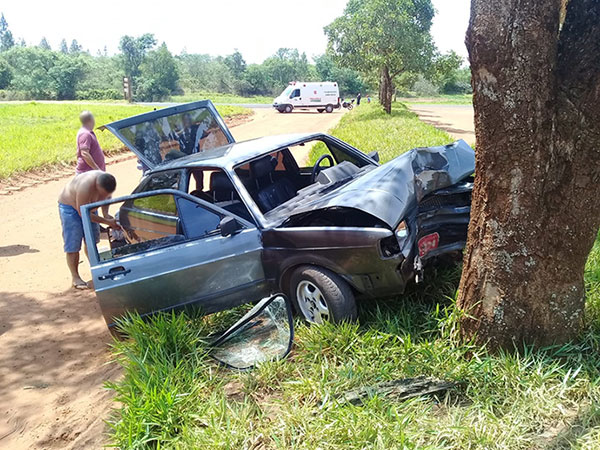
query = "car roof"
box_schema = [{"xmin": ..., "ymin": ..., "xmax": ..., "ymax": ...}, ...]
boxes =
[{"xmin": 150, "ymin": 132, "xmax": 325, "ymax": 172}]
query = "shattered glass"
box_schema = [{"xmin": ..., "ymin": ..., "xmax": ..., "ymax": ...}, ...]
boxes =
[{"xmin": 211, "ymin": 296, "xmax": 293, "ymax": 370}]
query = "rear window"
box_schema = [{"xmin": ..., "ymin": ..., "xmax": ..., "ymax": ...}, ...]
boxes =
[
  {"xmin": 134, "ymin": 170, "xmax": 182, "ymax": 194},
  {"xmin": 116, "ymin": 108, "xmax": 231, "ymax": 165}
]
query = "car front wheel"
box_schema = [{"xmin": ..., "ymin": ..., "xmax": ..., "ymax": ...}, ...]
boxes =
[
  {"xmin": 285, "ymin": 105, "xmax": 293, "ymax": 113},
  {"xmin": 290, "ymin": 265, "xmax": 357, "ymax": 324}
]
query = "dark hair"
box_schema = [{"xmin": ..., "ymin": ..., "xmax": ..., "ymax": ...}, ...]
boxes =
[
  {"xmin": 97, "ymin": 173, "xmax": 116, "ymax": 193},
  {"xmin": 165, "ymin": 150, "xmax": 186, "ymax": 161}
]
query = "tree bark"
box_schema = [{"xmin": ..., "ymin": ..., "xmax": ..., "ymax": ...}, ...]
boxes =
[
  {"xmin": 379, "ymin": 66, "xmax": 393, "ymax": 114},
  {"xmin": 458, "ymin": 0, "xmax": 600, "ymax": 349}
]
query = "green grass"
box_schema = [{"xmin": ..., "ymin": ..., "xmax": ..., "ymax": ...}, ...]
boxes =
[
  {"xmin": 399, "ymin": 94, "xmax": 473, "ymax": 105},
  {"xmin": 0, "ymin": 102, "xmax": 250, "ymax": 179},
  {"xmin": 310, "ymin": 102, "xmax": 453, "ymax": 165},
  {"xmin": 106, "ymin": 100, "xmax": 600, "ymax": 449},
  {"xmin": 108, "ymin": 236, "xmax": 600, "ymax": 449},
  {"xmin": 171, "ymin": 91, "xmax": 273, "ymax": 105}
]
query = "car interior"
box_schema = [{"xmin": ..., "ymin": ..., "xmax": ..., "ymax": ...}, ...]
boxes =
[
  {"xmin": 234, "ymin": 139, "xmax": 372, "ymax": 216},
  {"xmin": 187, "ymin": 168, "xmax": 255, "ymax": 222},
  {"xmin": 180, "ymin": 139, "xmax": 372, "ymax": 222}
]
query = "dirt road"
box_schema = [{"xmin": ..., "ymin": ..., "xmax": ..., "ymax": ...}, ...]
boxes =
[
  {"xmin": 408, "ymin": 104, "xmax": 475, "ymax": 144},
  {"xmin": 0, "ymin": 108, "xmax": 345, "ymax": 449}
]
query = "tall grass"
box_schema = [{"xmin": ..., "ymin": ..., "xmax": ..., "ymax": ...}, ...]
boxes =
[
  {"xmin": 107, "ymin": 102, "xmax": 600, "ymax": 449},
  {"xmin": 0, "ymin": 102, "xmax": 249, "ymax": 179},
  {"xmin": 109, "ymin": 247, "xmax": 600, "ymax": 448}
]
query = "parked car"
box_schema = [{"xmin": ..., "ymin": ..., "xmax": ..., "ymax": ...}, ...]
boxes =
[
  {"xmin": 84, "ymin": 100, "xmax": 475, "ymax": 331},
  {"xmin": 273, "ymin": 81, "xmax": 340, "ymax": 113}
]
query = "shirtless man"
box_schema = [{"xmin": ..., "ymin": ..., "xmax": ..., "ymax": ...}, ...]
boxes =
[{"xmin": 58, "ymin": 171, "xmax": 120, "ymax": 289}]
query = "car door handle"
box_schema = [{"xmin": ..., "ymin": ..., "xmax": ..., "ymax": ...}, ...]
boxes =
[{"xmin": 98, "ymin": 266, "xmax": 131, "ymax": 280}]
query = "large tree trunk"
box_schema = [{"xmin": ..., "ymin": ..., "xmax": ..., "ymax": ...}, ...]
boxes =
[
  {"xmin": 379, "ymin": 66, "xmax": 393, "ymax": 114},
  {"xmin": 458, "ymin": 0, "xmax": 600, "ymax": 349}
]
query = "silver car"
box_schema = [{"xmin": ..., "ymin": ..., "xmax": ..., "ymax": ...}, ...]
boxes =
[{"xmin": 83, "ymin": 101, "xmax": 475, "ymax": 331}]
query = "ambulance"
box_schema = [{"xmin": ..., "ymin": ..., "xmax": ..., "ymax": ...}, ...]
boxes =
[{"xmin": 273, "ymin": 81, "xmax": 340, "ymax": 113}]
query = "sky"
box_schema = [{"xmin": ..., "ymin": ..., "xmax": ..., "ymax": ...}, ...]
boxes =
[{"xmin": 2, "ymin": 0, "xmax": 470, "ymax": 63}]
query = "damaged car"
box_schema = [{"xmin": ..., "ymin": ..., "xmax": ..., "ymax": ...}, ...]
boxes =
[{"xmin": 82, "ymin": 100, "xmax": 475, "ymax": 331}]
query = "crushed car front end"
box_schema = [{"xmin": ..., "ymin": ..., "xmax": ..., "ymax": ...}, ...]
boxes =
[{"xmin": 262, "ymin": 140, "xmax": 475, "ymax": 299}]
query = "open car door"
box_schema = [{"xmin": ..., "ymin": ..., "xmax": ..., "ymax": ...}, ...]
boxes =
[
  {"xmin": 102, "ymin": 100, "xmax": 235, "ymax": 171},
  {"xmin": 81, "ymin": 189, "xmax": 269, "ymax": 330}
]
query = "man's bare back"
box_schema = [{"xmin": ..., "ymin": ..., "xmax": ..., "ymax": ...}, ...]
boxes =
[{"xmin": 59, "ymin": 170, "xmax": 107, "ymax": 214}]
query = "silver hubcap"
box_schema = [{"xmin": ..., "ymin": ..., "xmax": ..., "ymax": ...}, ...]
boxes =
[{"xmin": 296, "ymin": 280, "xmax": 330, "ymax": 324}]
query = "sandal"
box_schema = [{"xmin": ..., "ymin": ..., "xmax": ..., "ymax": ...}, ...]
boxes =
[{"xmin": 72, "ymin": 281, "xmax": 89, "ymax": 290}]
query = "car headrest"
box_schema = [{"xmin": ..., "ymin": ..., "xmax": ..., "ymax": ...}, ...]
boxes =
[
  {"xmin": 210, "ymin": 171, "xmax": 233, "ymax": 192},
  {"xmin": 250, "ymin": 156, "xmax": 277, "ymax": 178}
]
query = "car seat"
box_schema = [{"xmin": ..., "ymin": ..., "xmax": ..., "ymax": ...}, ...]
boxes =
[
  {"xmin": 209, "ymin": 171, "xmax": 253, "ymax": 221},
  {"xmin": 250, "ymin": 156, "xmax": 297, "ymax": 212}
]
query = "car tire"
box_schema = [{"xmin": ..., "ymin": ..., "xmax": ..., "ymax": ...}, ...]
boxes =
[
  {"xmin": 325, "ymin": 104, "xmax": 334, "ymax": 113},
  {"xmin": 285, "ymin": 105, "xmax": 293, "ymax": 113},
  {"xmin": 317, "ymin": 108, "xmax": 325, "ymax": 113},
  {"xmin": 290, "ymin": 265, "xmax": 357, "ymax": 324}
]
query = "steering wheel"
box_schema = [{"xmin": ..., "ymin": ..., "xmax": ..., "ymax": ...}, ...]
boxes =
[{"xmin": 311, "ymin": 154, "xmax": 335, "ymax": 183}]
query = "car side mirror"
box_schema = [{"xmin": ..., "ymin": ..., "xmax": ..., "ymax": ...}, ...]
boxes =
[
  {"xmin": 219, "ymin": 216, "xmax": 241, "ymax": 237},
  {"xmin": 368, "ymin": 151, "xmax": 380, "ymax": 163}
]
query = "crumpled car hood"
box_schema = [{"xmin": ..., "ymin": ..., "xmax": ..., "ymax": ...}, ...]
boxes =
[{"xmin": 292, "ymin": 140, "xmax": 475, "ymax": 228}]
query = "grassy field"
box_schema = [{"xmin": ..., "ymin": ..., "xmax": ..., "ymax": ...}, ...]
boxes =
[
  {"xmin": 107, "ymin": 103, "xmax": 600, "ymax": 449},
  {"xmin": 399, "ymin": 94, "xmax": 473, "ymax": 105},
  {"xmin": 310, "ymin": 102, "xmax": 453, "ymax": 165},
  {"xmin": 0, "ymin": 102, "xmax": 249, "ymax": 179},
  {"xmin": 171, "ymin": 91, "xmax": 273, "ymax": 104}
]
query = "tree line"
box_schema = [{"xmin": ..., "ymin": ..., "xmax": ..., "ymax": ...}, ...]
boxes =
[{"xmin": 0, "ymin": 10, "xmax": 469, "ymax": 103}]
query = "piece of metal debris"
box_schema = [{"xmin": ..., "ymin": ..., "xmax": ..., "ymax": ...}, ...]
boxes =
[{"xmin": 340, "ymin": 376, "xmax": 454, "ymax": 406}]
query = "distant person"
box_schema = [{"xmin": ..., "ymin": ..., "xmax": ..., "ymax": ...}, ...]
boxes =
[
  {"xmin": 76, "ymin": 111, "xmax": 106, "ymax": 174},
  {"xmin": 134, "ymin": 121, "xmax": 162, "ymax": 174},
  {"xmin": 356, "ymin": 92, "xmax": 362, "ymax": 106},
  {"xmin": 367, "ymin": 95, "xmax": 371, "ymax": 103},
  {"xmin": 177, "ymin": 113, "xmax": 200, "ymax": 155},
  {"xmin": 58, "ymin": 171, "xmax": 120, "ymax": 289}
]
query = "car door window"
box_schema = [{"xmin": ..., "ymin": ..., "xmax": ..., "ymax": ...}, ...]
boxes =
[
  {"xmin": 290, "ymin": 89, "xmax": 300, "ymax": 98},
  {"xmin": 176, "ymin": 196, "xmax": 223, "ymax": 239},
  {"xmin": 91, "ymin": 192, "xmax": 227, "ymax": 262}
]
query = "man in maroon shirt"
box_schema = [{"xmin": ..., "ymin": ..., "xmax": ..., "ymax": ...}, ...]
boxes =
[{"xmin": 76, "ymin": 111, "xmax": 106, "ymax": 174}]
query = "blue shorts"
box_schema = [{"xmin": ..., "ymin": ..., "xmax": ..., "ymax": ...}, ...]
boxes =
[{"xmin": 58, "ymin": 203, "xmax": 100, "ymax": 253}]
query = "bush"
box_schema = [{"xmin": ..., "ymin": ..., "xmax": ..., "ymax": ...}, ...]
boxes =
[
  {"xmin": 411, "ymin": 75, "xmax": 439, "ymax": 97},
  {"xmin": 0, "ymin": 89, "xmax": 28, "ymax": 100},
  {"xmin": 75, "ymin": 88, "xmax": 122, "ymax": 100},
  {"xmin": 442, "ymin": 80, "xmax": 473, "ymax": 95},
  {"xmin": 0, "ymin": 57, "xmax": 12, "ymax": 89}
]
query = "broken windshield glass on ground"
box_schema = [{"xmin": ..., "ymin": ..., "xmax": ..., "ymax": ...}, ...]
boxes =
[{"xmin": 210, "ymin": 295, "xmax": 294, "ymax": 370}]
